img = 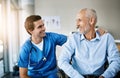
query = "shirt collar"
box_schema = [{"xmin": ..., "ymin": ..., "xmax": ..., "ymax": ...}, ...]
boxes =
[
  {"xmin": 80, "ymin": 32, "xmax": 100, "ymax": 41},
  {"xmin": 80, "ymin": 34, "xmax": 85, "ymax": 41}
]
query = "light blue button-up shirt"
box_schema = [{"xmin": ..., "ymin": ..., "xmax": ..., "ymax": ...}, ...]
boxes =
[{"xmin": 58, "ymin": 32, "xmax": 120, "ymax": 78}]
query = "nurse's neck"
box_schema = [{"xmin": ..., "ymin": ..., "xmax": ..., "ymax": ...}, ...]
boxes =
[{"xmin": 31, "ymin": 37, "xmax": 43, "ymax": 44}]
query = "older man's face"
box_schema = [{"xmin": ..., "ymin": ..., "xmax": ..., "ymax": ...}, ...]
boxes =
[{"xmin": 76, "ymin": 11, "xmax": 91, "ymax": 34}]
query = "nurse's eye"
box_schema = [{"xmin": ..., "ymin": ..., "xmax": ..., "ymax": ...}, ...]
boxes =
[{"xmin": 38, "ymin": 24, "xmax": 44, "ymax": 28}]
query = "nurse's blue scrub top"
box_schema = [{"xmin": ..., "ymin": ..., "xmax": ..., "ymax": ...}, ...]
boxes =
[{"xmin": 18, "ymin": 32, "xmax": 67, "ymax": 77}]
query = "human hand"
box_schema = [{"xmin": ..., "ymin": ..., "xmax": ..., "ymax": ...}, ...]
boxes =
[
  {"xmin": 99, "ymin": 76, "xmax": 104, "ymax": 78},
  {"xmin": 97, "ymin": 27, "xmax": 107, "ymax": 36}
]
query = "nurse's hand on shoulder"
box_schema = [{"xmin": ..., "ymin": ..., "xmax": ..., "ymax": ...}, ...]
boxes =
[{"xmin": 97, "ymin": 27, "xmax": 107, "ymax": 36}]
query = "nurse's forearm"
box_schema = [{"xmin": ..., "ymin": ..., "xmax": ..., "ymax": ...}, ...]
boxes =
[
  {"xmin": 19, "ymin": 67, "xmax": 30, "ymax": 78},
  {"xmin": 20, "ymin": 75, "xmax": 30, "ymax": 78}
]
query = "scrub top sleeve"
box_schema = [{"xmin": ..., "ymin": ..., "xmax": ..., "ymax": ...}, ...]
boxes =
[
  {"xmin": 18, "ymin": 47, "xmax": 29, "ymax": 68},
  {"xmin": 55, "ymin": 34, "xmax": 67, "ymax": 46}
]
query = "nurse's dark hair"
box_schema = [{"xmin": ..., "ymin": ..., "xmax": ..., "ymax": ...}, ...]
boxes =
[{"xmin": 24, "ymin": 15, "xmax": 42, "ymax": 35}]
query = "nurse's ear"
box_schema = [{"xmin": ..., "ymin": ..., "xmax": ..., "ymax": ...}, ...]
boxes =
[{"xmin": 28, "ymin": 30, "xmax": 33, "ymax": 35}]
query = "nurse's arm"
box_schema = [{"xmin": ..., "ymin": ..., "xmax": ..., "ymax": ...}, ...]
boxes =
[{"xmin": 19, "ymin": 67, "xmax": 30, "ymax": 78}]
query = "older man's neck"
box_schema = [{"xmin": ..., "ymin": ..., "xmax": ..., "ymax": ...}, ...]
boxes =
[{"xmin": 85, "ymin": 30, "xmax": 96, "ymax": 40}]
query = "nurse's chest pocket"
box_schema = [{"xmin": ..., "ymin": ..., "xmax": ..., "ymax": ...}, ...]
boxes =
[{"xmin": 29, "ymin": 52, "xmax": 43, "ymax": 66}]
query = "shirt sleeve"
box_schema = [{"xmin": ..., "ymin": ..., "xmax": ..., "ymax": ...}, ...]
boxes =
[
  {"xmin": 18, "ymin": 46, "xmax": 29, "ymax": 68},
  {"xmin": 102, "ymin": 34, "xmax": 120, "ymax": 78},
  {"xmin": 52, "ymin": 33, "xmax": 67, "ymax": 46},
  {"xmin": 58, "ymin": 36, "xmax": 84, "ymax": 78}
]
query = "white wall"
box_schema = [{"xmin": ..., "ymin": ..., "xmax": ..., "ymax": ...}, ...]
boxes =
[
  {"xmin": 35, "ymin": 0, "xmax": 120, "ymax": 39},
  {"xmin": 2, "ymin": 0, "xmax": 35, "ymax": 72},
  {"xmin": 19, "ymin": 0, "xmax": 34, "ymax": 47}
]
